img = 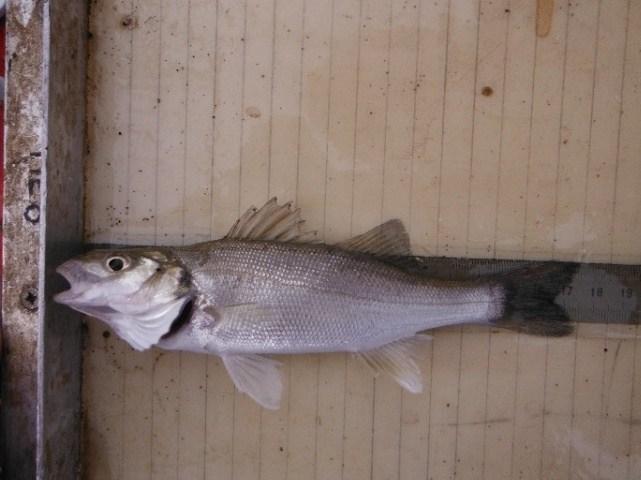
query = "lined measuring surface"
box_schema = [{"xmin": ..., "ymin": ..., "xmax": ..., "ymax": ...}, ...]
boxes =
[{"xmin": 83, "ymin": 0, "xmax": 641, "ymax": 479}]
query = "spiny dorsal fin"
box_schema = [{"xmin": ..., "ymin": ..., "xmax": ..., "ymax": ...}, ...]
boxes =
[
  {"xmin": 356, "ymin": 335, "xmax": 431, "ymax": 393},
  {"xmin": 225, "ymin": 198, "xmax": 317, "ymax": 243},
  {"xmin": 337, "ymin": 219, "xmax": 411, "ymax": 256}
]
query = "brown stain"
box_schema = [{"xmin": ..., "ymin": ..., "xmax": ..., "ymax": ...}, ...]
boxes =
[
  {"xmin": 120, "ymin": 14, "xmax": 138, "ymax": 30},
  {"xmin": 536, "ymin": 0, "xmax": 554, "ymax": 38},
  {"xmin": 481, "ymin": 86, "xmax": 494, "ymax": 97},
  {"xmin": 246, "ymin": 106, "xmax": 261, "ymax": 118}
]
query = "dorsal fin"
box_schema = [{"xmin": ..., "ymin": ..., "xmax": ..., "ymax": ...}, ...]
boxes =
[
  {"xmin": 225, "ymin": 198, "xmax": 317, "ymax": 243},
  {"xmin": 337, "ymin": 219, "xmax": 411, "ymax": 256}
]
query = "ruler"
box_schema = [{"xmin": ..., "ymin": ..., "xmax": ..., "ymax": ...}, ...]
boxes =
[{"xmin": 403, "ymin": 257, "xmax": 641, "ymax": 326}]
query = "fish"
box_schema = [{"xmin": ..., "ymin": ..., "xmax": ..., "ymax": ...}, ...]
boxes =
[{"xmin": 55, "ymin": 198, "xmax": 576, "ymax": 409}]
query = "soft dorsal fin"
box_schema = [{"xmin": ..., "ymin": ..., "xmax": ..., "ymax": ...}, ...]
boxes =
[
  {"xmin": 356, "ymin": 334, "xmax": 431, "ymax": 393},
  {"xmin": 225, "ymin": 197, "xmax": 317, "ymax": 243},
  {"xmin": 337, "ymin": 219, "xmax": 411, "ymax": 256}
]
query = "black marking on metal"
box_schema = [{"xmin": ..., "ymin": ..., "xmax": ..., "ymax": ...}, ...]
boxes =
[
  {"xmin": 19, "ymin": 285, "xmax": 38, "ymax": 312},
  {"xmin": 23, "ymin": 203, "xmax": 40, "ymax": 224}
]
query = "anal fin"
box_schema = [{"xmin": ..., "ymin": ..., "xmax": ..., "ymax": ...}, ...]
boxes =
[
  {"xmin": 356, "ymin": 334, "xmax": 432, "ymax": 393},
  {"xmin": 222, "ymin": 354, "xmax": 283, "ymax": 410}
]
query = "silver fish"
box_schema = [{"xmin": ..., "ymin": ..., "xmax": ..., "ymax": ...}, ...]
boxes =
[{"xmin": 55, "ymin": 199, "xmax": 575, "ymax": 409}]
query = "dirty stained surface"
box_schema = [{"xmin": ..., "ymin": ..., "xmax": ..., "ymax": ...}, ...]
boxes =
[{"xmin": 84, "ymin": 0, "xmax": 641, "ymax": 478}]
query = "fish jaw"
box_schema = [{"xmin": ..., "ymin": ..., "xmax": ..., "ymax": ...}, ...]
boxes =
[{"xmin": 55, "ymin": 259, "xmax": 104, "ymax": 305}]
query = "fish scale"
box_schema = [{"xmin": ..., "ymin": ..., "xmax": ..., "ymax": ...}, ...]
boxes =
[{"xmin": 174, "ymin": 240, "xmax": 502, "ymax": 354}]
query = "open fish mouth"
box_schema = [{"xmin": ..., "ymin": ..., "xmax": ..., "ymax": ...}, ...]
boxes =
[{"xmin": 54, "ymin": 260, "xmax": 101, "ymax": 304}]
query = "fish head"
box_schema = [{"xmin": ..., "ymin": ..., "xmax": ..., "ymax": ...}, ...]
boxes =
[{"xmin": 55, "ymin": 249, "xmax": 193, "ymax": 350}]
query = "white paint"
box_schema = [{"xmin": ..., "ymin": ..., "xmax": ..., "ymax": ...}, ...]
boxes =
[
  {"xmin": 18, "ymin": 90, "xmax": 45, "ymax": 146},
  {"xmin": 15, "ymin": 0, "xmax": 33, "ymax": 27}
]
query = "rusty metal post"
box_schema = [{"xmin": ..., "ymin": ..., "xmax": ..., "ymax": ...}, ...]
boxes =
[{"xmin": 2, "ymin": 0, "xmax": 87, "ymax": 478}]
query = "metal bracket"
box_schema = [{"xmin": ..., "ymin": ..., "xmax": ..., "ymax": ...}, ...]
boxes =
[{"xmin": 2, "ymin": 0, "xmax": 87, "ymax": 478}]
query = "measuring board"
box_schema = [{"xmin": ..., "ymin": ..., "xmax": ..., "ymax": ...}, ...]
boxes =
[{"xmin": 399, "ymin": 257, "xmax": 641, "ymax": 326}]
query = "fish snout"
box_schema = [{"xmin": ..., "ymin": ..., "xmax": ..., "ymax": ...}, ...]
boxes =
[{"xmin": 54, "ymin": 259, "xmax": 99, "ymax": 304}]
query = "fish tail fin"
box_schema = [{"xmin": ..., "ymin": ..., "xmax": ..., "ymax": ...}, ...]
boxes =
[{"xmin": 491, "ymin": 263, "xmax": 578, "ymax": 336}]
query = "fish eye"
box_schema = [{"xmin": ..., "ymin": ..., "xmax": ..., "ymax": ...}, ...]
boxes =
[{"xmin": 106, "ymin": 256, "xmax": 128, "ymax": 272}]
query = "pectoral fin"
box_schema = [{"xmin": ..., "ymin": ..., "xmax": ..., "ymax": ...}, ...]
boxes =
[
  {"xmin": 222, "ymin": 354, "xmax": 283, "ymax": 410},
  {"xmin": 356, "ymin": 335, "xmax": 432, "ymax": 393}
]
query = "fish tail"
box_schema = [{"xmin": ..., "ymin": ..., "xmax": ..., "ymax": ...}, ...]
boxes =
[{"xmin": 491, "ymin": 263, "xmax": 578, "ymax": 336}]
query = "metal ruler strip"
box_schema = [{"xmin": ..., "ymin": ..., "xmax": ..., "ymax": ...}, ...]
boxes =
[{"xmin": 402, "ymin": 257, "xmax": 641, "ymax": 325}]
